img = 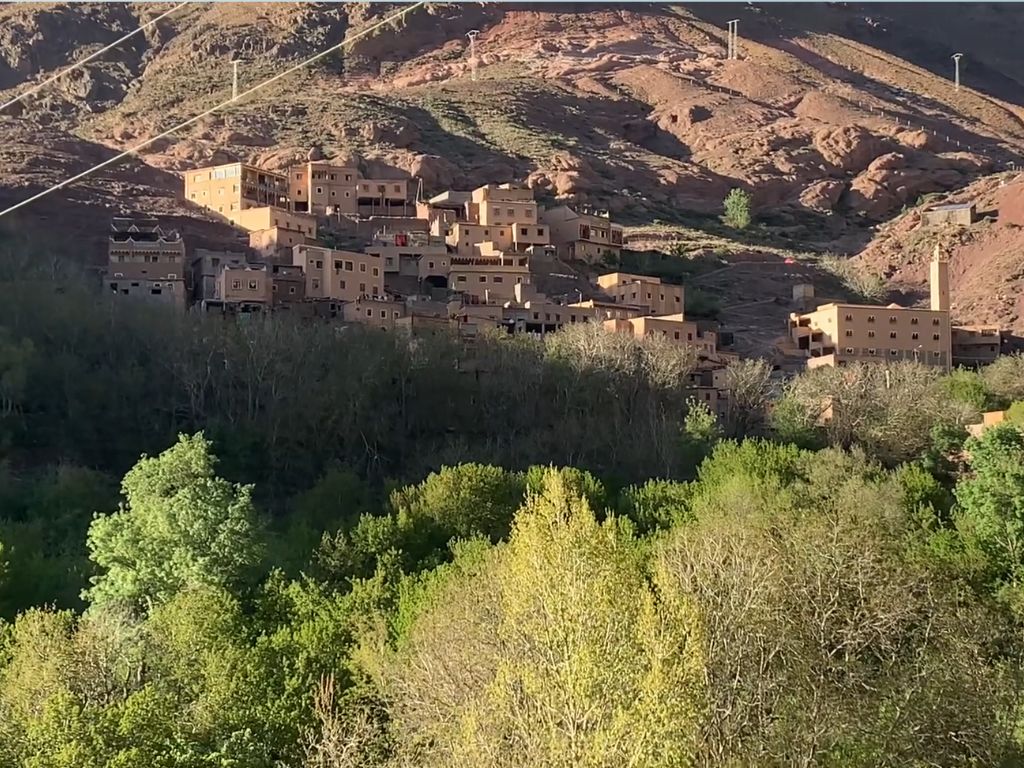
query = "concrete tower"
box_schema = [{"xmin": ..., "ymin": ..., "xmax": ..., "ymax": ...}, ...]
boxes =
[{"xmin": 930, "ymin": 243, "xmax": 950, "ymax": 312}]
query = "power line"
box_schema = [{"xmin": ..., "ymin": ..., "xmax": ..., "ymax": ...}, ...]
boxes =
[
  {"xmin": 0, "ymin": 1, "xmax": 192, "ymax": 114},
  {"xmin": 0, "ymin": 1, "xmax": 428, "ymax": 221}
]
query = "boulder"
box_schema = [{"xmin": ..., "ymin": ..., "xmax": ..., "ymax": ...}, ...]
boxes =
[
  {"xmin": 868, "ymin": 152, "xmax": 906, "ymax": 172},
  {"xmin": 799, "ymin": 178, "xmax": 846, "ymax": 212},
  {"xmin": 406, "ymin": 153, "xmax": 460, "ymax": 190},
  {"xmin": 896, "ymin": 128, "xmax": 945, "ymax": 152},
  {"xmin": 813, "ymin": 124, "xmax": 885, "ymax": 173},
  {"xmin": 359, "ymin": 117, "xmax": 420, "ymax": 148}
]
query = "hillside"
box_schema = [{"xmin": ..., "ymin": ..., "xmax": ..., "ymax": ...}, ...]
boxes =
[
  {"xmin": 853, "ymin": 170, "xmax": 1024, "ymax": 332},
  {"xmin": 2, "ymin": 2, "xmax": 1024, "ymax": 328}
]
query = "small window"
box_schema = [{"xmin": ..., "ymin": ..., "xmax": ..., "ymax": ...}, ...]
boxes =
[
  {"xmin": 315, "ymin": 260, "xmax": 323, "ymax": 269},
  {"xmin": 394, "ymin": 184, "xmax": 401, "ymax": 193},
  {"xmin": 911, "ymin": 317, "xmax": 919, "ymax": 325},
  {"xmin": 912, "ymin": 332, "xmax": 919, "ymax": 340},
  {"xmin": 933, "ymin": 333, "xmax": 941, "ymax": 341},
  {"xmin": 289, "ymin": 286, "xmax": 296, "ymax": 294},
  {"xmin": 248, "ymin": 280, "xmax": 258, "ymax": 290},
  {"xmin": 359, "ymin": 283, "xmax": 366, "ymax": 293},
  {"xmin": 372, "ymin": 268, "xmax": 379, "ymax": 277},
  {"xmin": 394, "ymin": 311, "xmax": 400, "ymax": 318},
  {"xmin": 345, "ymin": 261, "xmax": 354, "ymax": 271},
  {"xmin": 427, "ymin": 261, "xmax": 434, "ymax": 269},
  {"xmin": 845, "ymin": 347, "xmax": 854, "ymax": 354},
  {"xmin": 868, "ymin": 331, "xmax": 876, "ymax": 338},
  {"xmin": 316, "ymin": 187, "xmax": 323, "ymax": 194},
  {"xmin": 889, "ymin": 331, "xmax": 897, "ymax": 339},
  {"xmin": 232, "ymin": 280, "xmax": 242, "ymax": 289},
  {"xmin": 479, "ymin": 276, "xmax": 487, "ymax": 283},
  {"xmin": 380, "ymin": 310, "xmax": 387, "ymax": 319},
  {"xmin": 457, "ymin": 276, "xmax": 467, "ymax": 283},
  {"xmin": 867, "ymin": 315, "xmax": 875, "ymax": 323},
  {"xmin": 339, "ymin": 281, "xmax": 346, "ymax": 290},
  {"xmin": 889, "ymin": 315, "xmax": 897, "ymax": 323},
  {"xmin": 521, "ymin": 228, "xmax": 528, "ymax": 236},
  {"xmin": 868, "ymin": 348, "xmax": 877, "ymax": 355},
  {"xmin": 845, "ymin": 330, "xmax": 853, "ymax": 337},
  {"xmin": 366, "ymin": 309, "xmax": 372, "ymax": 317},
  {"xmin": 933, "ymin": 318, "xmax": 941, "ymax": 326},
  {"xmin": 312, "ymin": 279, "xmax": 320, "ymax": 289},
  {"xmin": 537, "ymin": 228, "xmax": 543, "ymax": 235},
  {"xmin": 360, "ymin": 263, "xmax": 366, "ymax": 273},
  {"xmin": 493, "ymin": 276, "xmax": 503, "ymax": 283}
]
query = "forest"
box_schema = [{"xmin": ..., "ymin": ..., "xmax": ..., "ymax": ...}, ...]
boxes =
[{"xmin": 3, "ymin": 257, "xmax": 1024, "ymax": 766}]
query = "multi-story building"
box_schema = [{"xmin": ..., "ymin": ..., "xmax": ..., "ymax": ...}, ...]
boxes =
[
  {"xmin": 603, "ymin": 314, "xmax": 718, "ymax": 356},
  {"xmin": 249, "ymin": 226, "xmax": 316, "ymax": 263},
  {"xmin": 470, "ymin": 183, "xmax": 539, "ymax": 227},
  {"xmin": 217, "ymin": 263, "xmax": 273, "ymax": 306},
  {"xmin": 105, "ymin": 217, "xmax": 187, "ymax": 309},
  {"xmin": 596, "ymin": 272, "xmax": 684, "ymax": 316},
  {"xmin": 952, "ymin": 324, "xmax": 1002, "ymax": 367},
  {"xmin": 366, "ymin": 230, "xmax": 450, "ymax": 287},
  {"xmin": 184, "ymin": 162, "xmax": 289, "ymax": 217},
  {"xmin": 449, "ymin": 251, "xmax": 530, "ymax": 303},
  {"xmin": 292, "ymin": 244, "xmax": 385, "ymax": 302},
  {"xmin": 192, "ymin": 249, "xmax": 248, "ymax": 302},
  {"xmin": 569, "ymin": 298, "xmax": 648, "ymax": 321},
  {"xmin": 542, "ymin": 205, "xmax": 624, "ymax": 262},
  {"xmin": 230, "ymin": 207, "xmax": 317, "ymax": 238},
  {"xmin": 787, "ymin": 253, "xmax": 952, "ymax": 370},
  {"xmin": 417, "ymin": 190, "xmax": 471, "ymax": 229},
  {"xmin": 355, "ymin": 178, "xmax": 410, "ymax": 217},
  {"xmin": 270, "ymin": 264, "xmax": 306, "ymax": 305},
  {"xmin": 289, "ymin": 161, "xmax": 360, "ymax": 214},
  {"xmin": 343, "ymin": 296, "xmax": 406, "ymax": 330}
]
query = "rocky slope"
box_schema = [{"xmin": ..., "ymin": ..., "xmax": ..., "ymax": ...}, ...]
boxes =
[
  {"xmin": 2, "ymin": 2, "xmax": 1024, "ymax": 328},
  {"xmin": 853, "ymin": 171, "xmax": 1024, "ymax": 333}
]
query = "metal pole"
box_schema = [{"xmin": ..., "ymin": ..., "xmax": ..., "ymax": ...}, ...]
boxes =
[
  {"xmin": 728, "ymin": 20, "xmax": 739, "ymax": 60},
  {"xmin": 952, "ymin": 53, "xmax": 962, "ymax": 92},
  {"xmin": 467, "ymin": 30, "xmax": 480, "ymax": 81}
]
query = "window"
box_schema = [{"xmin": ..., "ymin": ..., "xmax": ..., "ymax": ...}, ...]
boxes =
[
  {"xmin": 507, "ymin": 208, "xmax": 515, "ymax": 216},
  {"xmin": 533, "ymin": 312, "xmax": 539, "ymax": 320},
  {"xmin": 380, "ymin": 310, "xmax": 387, "ymax": 319},
  {"xmin": 933, "ymin": 333, "xmax": 941, "ymax": 341},
  {"xmin": 359, "ymin": 283, "xmax": 366, "ymax": 293},
  {"xmin": 674, "ymin": 331, "xmax": 680, "ymax": 339},
  {"xmin": 345, "ymin": 261, "xmax": 354, "ymax": 271},
  {"xmin": 933, "ymin": 318, "xmax": 941, "ymax": 326},
  {"xmin": 867, "ymin": 315, "xmax": 875, "ymax": 323},
  {"xmin": 845, "ymin": 347, "xmax": 854, "ymax": 354},
  {"xmin": 868, "ymin": 330, "xmax": 876, "ymax": 338},
  {"xmin": 295, "ymin": 173, "xmax": 302, "ymax": 180},
  {"xmin": 933, "ymin": 351, "xmax": 941, "ymax": 357},
  {"xmin": 889, "ymin": 315, "xmax": 897, "ymax": 323},
  {"xmin": 912, "ymin": 332, "xmax": 919, "ymax": 340},
  {"xmin": 526, "ymin": 209, "xmax": 533, "ymax": 218},
  {"xmin": 316, "ymin": 187, "xmax": 323, "ymax": 194},
  {"xmin": 845, "ymin": 330, "xmax": 853, "ymax": 337},
  {"xmin": 537, "ymin": 228, "xmax": 543, "ymax": 235},
  {"xmin": 366, "ymin": 309, "xmax": 373, "ymax": 317},
  {"xmin": 457, "ymin": 276, "xmax": 467, "ymax": 283},
  {"xmin": 889, "ymin": 331, "xmax": 897, "ymax": 339},
  {"xmin": 345, "ymin": 174, "xmax": 352, "ymax": 181},
  {"xmin": 272, "ymin": 283, "xmax": 278, "ymax": 292},
  {"xmin": 232, "ymin": 280, "xmax": 242, "ymax": 289},
  {"xmin": 493, "ymin": 276, "xmax": 503, "ymax": 283},
  {"xmin": 315, "ymin": 260, "xmax": 323, "ymax": 269},
  {"xmin": 312, "ymin": 279, "xmax": 320, "ymax": 290},
  {"xmin": 868, "ymin": 348, "xmax": 877, "ymax": 355},
  {"xmin": 521, "ymin": 228, "xmax": 528, "ymax": 236},
  {"xmin": 479, "ymin": 276, "xmax": 487, "ymax": 283},
  {"xmin": 339, "ymin": 281, "xmax": 346, "ymax": 290},
  {"xmin": 289, "ymin": 286, "xmax": 296, "ymax": 294},
  {"xmin": 330, "ymin": 174, "xmax": 336, "ymax": 181},
  {"xmin": 334, "ymin": 260, "xmax": 343, "ymax": 270},
  {"xmin": 911, "ymin": 317, "xmax": 919, "ymax": 325},
  {"xmin": 427, "ymin": 261, "xmax": 434, "ymax": 269},
  {"xmin": 890, "ymin": 349, "xmax": 899, "ymax": 356},
  {"xmin": 394, "ymin": 184, "xmax": 401, "ymax": 193},
  {"xmin": 492, "ymin": 207, "xmax": 499, "ymax": 217},
  {"xmin": 331, "ymin": 191, "xmax": 336, "ymax": 197},
  {"xmin": 359, "ymin": 263, "xmax": 366, "ymax": 273},
  {"xmin": 372, "ymin": 268, "xmax": 379, "ymax": 277}
]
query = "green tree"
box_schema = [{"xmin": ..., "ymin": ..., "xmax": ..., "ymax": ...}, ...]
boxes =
[
  {"xmin": 942, "ymin": 368, "xmax": 991, "ymax": 418},
  {"xmin": 982, "ymin": 354, "xmax": 1024, "ymax": 406},
  {"xmin": 721, "ymin": 188, "xmax": 752, "ymax": 230},
  {"xmin": 383, "ymin": 470, "xmax": 703, "ymax": 768},
  {"xmin": 84, "ymin": 433, "xmax": 263, "ymax": 612},
  {"xmin": 955, "ymin": 424, "xmax": 1024, "ymax": 592},
  {"xmin": 1005, "ymin": 400, "xmax": 1024, "ymax": 425}
]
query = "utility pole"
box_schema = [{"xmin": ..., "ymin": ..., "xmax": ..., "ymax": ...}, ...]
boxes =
[
  {"xmin": 467, "ymin": 30, "xmax": 480, "ymax": 81},
  {"xmin": 727, "ymin": 19, "xmax": 739, "ymax": 60},
  {"xmin": 952, "ymin": 52, "xmax": 963, "ymax": 92},
  {"xmin": 231, "ymin": 58, "xmax": 240, "ymax": 100}
]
